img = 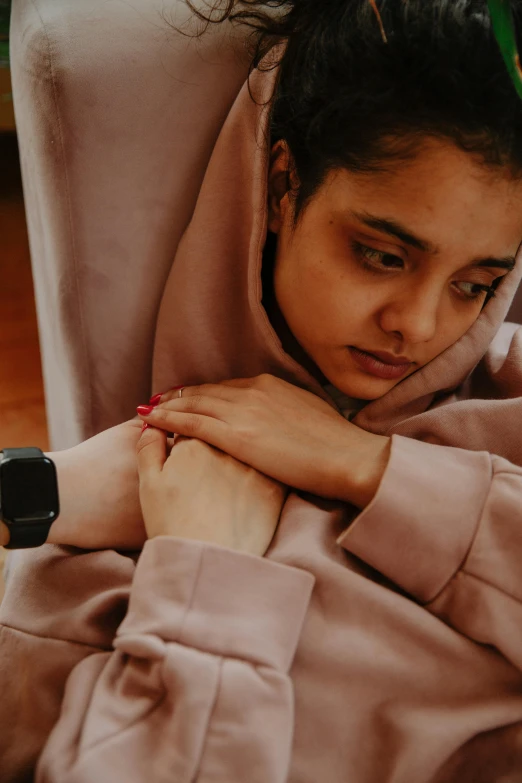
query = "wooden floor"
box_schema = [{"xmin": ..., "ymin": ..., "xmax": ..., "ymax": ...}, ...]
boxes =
[
  {"xmin": 0, "ymin": 133, "xmax": 48, "ymax": 449},
  {"xmin": 0, "ymin": 132, "xmax": 48, "ymax": 594}
]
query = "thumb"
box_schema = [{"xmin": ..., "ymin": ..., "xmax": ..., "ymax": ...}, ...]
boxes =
[{"xmin": 136, "ymin": 425, "xmax": 167, "ymax": 480}]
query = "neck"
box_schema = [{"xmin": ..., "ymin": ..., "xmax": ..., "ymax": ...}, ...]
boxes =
[{"xmin": 261, "ymin": 232, "xmax": 327, "ymax": 384}]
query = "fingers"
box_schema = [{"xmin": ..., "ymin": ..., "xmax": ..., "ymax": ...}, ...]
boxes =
[
  {"xmin": 139, "ymin": 392, "xmax": 232, "ymax": 427},
  {"xmin": 136, "ymin": 425, "xmax": 168, "ymax": 479},
  {"xmin": 157, "ymin": 378, "xmax": 254, "ymax": 405},
  {"xmin": 137, "ymin": 405, "xmax": 231, "ymax": 451}
]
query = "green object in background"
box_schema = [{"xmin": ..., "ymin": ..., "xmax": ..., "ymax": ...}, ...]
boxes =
[
  {"xmin": 0, "ymin": 43, "xmax": 9, "ymax": 69},
  {"xmin": 488, "ymin": 0, "xmax": 522, "ymax": 100}
]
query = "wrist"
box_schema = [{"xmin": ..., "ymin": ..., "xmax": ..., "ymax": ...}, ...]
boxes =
[
  {"xmin": 336, "ymin": 434, "xmax": 391, "ymax": 509},
  {"xmin": 46, "ymin": 449, "xmax": 91, "ymax": 547},
  {"xmin": 44, "ymin": 450, "xmax": 72, "ymax": 546}
]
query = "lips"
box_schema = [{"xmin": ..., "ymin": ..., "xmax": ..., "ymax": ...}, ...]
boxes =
[
  {"xmin": 361, "ymin": 349, "xmax": 413, "ymax": 366},
  {"xmin": 348, "ymin": 347, "xmax": 414, "ymax": 381}
]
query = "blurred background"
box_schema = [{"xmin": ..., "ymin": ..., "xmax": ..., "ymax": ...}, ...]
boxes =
[
  {"xmin": 1, "ymin": 0, "xmax": 49, "ymax": 595},
  {"xmin": 0, "ymin": 0, "xmax": 49, "ymax": 452}
]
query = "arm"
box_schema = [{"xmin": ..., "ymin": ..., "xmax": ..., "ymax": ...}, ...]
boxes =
[
  {"xmin": 338, "ymin": 434, "xmax": 522, "ymax": 671},
  {"xmin": 137, "ymin": 375, "xmax": 522, "ymax": 671},
  {"xmin": 0, "ymin": 544, "xmax": 135, "ymax": 782},
  {"xmin": 0, "ymin": 419, "xmax": 152, "ymax": 779},
  {"xmin": 0, "ymin": 419, "xmax": 146, "ymax": 551},
  {"xmin": 0, "ymin": 535, "xmax": 311, "ymax": 783},
  {"xmin": 37, "ymin": 537, "xmax": 313, "ymax": 783},
  {"xmin": 23, "ymin": 430, "xmax": 312, "ymax": 782}
]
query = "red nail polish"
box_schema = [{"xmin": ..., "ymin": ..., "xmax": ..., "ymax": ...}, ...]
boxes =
[
  {"xmin": 137, "ymin": 405, "xmax": 154, "ymax": 415},
  {"xmin": 169, "ymin": 385, "xmax": 185, "ymax": 392},
  {"xmin": 149, "ymin": 393, "xmax": 162, "ymax": 406},
  {"xmin": 141, "ymin": 422, "xmax": 149, "ymax": 433}
]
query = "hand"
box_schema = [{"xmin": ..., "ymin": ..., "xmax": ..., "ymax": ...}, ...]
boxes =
[
  {"xmin": 44, "ymin": 419, "xmax": 146, "ymax": 550},
  {"xmin": 136, "ymin": 426, "xmax": 287, "ymax": 557},
  {"xmin": 137, "ymin": 375, "xmax": 391, "ymax": 508}
]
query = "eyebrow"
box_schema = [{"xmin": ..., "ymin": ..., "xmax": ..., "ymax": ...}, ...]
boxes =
[
  {"xmin": 350, "ymin": 210, "xmax": 517, "ymax": 271},
  {"xmin": 473, "ymin": 257, "xmax": 517, "ymax": 271}
]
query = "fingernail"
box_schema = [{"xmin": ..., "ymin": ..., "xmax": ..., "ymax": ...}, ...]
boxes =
[
  {"xmin": 137, "ymin": 404, "xmax": 154, "ymax": 416},
  {"xmin": 149, "ymin": 393, "xmax": 163, "ymax": 406},
  {"xmin": 169, "ymin": 385, "xmax": 185, "ymax": 392},
  {"xmin": 141, "ymin": 422, "xmax": 149, "ymax": 433}
]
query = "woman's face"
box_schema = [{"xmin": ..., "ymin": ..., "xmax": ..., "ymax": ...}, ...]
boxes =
[{"xmin": 268, "ymin": 138, "xmax": 522, "ymax": 399}]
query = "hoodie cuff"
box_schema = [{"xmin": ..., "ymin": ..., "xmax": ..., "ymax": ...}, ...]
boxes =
[
  {"xmin": 337, "ymin": 435, "xmax": 492, "ymax": 603},
  {"xmin": 117, "ymin": 537, "xmax": 315, "ymax": 672}
]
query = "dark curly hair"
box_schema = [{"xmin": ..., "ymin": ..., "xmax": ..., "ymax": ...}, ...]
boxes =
[{"xmin": 176, "ymin": 0, "xmax": 522, "ymax": 228}]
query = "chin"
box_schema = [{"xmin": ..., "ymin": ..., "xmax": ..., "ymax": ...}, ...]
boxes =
[
  {"xmin": 314, "ymin": 347, "xmax": 417, "ymax": 400},
  {"xmin": 324, "ymin": 370, "xmax": 397, "ymax": 401}
]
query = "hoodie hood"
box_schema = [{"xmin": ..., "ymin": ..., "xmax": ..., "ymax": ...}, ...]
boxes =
[{"xmin": 153, "ymin": 54, "xmax": 522, "ymax": 443}]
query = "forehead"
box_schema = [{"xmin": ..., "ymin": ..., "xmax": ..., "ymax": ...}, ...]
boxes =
[{"xmin": 323, "ymin": 140, "xmax": 522, "ymax": 257}]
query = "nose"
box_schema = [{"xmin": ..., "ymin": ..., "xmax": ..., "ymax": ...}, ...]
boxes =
[{"xmin": 378, "ymin": 282, "xmax": 440, "ymax": 345}]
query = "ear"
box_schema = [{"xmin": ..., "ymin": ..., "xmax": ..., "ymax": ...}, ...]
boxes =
[{"xmin": 267, "ymin": 140, "xmax": 297, "ymax": 233}]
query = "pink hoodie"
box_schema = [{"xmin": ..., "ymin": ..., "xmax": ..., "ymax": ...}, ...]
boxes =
[{"xmin": 2, "ymin": 58, "xmax": 522, "ymax": 783}]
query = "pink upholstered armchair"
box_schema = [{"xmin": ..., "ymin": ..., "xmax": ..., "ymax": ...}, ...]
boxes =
[{"xmin": 10, "ymin": 0, "xmax": 252, "ymax": 449}]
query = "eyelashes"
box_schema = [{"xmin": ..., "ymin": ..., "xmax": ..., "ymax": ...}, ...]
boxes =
[
  {"xmin": 352, "ymin": 242, "xmax": 403, "ymax": 271},
  {"xmin": 461, "ymin": 282, "xmax": 497, "ymax": 300},
  {"xmin": 350, "ymin": 241, "xmax": 498, "ymax": 302}
]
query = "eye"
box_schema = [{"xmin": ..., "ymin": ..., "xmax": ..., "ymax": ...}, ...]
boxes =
[
  {"xmin": 352, "ymin": 240, "xmax": 503, "ymax": 303},
  {"xmin": 352, "ymin": 241, "xmax": 404, "ymax": 271},
  {"xmin": 454, "ymin": 281, "xmax": 497, "ymax": 301}
]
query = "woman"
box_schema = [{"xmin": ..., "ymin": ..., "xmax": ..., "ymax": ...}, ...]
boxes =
[{"xmin": 2, "ymin": 1, "xmax": 522, "ymax": 780}]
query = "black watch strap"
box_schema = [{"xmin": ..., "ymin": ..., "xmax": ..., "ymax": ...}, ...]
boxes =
[
  {"xmin": 5, "ymin": 522, "xmax": 53, "ymax": 549},
  {"xmin": 1, "ymin": 447, "xmax": 54, "ymax": 550}
]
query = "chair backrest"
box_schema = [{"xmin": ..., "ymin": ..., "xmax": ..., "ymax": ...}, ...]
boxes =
[{"xmin": 11, "ymin": 0, "xmax": 252, "ymax": 449}]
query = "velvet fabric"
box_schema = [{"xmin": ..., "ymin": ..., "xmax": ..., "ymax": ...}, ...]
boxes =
[{"xmin": 10, "ymin": 0, "xmax": 252, "ymax": 448}]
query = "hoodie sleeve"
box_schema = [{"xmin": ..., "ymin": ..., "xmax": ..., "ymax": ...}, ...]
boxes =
[
  {"xmin": 0, "ymin": 544, "xmax": 135, "ymax": 782},
  {"xmin": 338, "ymin": 434, "xmax": 522, "ymax": 671},
  {"xmin": 34, "ymin": 537, "xmax": 313, "ymax": 783}
]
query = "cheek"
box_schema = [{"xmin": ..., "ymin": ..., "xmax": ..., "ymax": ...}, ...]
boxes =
[
  {"xmin": 275, "ymin": 249, "xmax": 369, "ymax": 345},
  {"xmin": 276, "ymin": 249, "xmax": 341, "ymax": 320},
  {"xmin": 450, "ymin": 299, "xmax": 485, "ymax": 337},
  {"xmin": 427, "ymin": 303, "xmax": 483, "ymax": 360}
]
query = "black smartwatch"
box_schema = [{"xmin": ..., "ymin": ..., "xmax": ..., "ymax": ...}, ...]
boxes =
[{"xmin": 0, "ymin": 447, "xmax": 60, "ymax": 549}]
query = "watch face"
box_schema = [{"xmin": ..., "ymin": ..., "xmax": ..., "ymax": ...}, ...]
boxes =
[{"xmin": 1, "ymin": 458, "xmax": 59, "ymax": 524}]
